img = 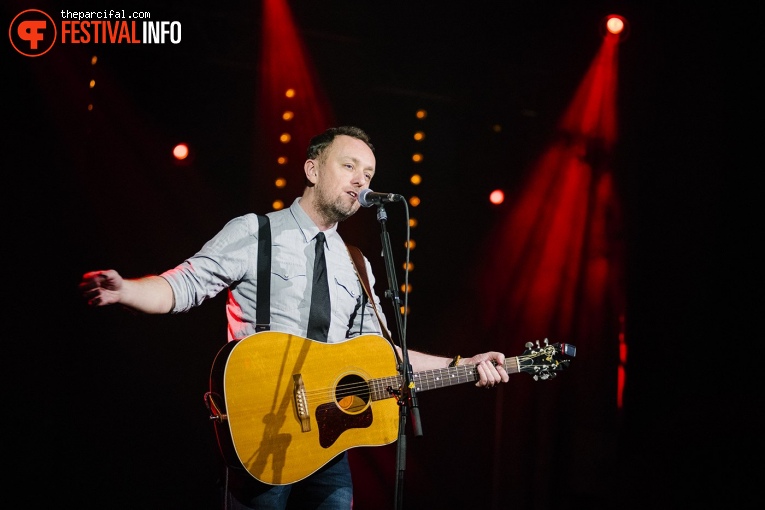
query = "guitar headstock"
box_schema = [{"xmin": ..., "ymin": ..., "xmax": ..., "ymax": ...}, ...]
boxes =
[{"xmin": 517, "ymin": 339, "xmax": 576, "ymax": 381}]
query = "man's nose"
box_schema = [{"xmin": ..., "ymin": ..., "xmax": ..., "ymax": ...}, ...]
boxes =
[{"xmin": 353, "ymin": 170, "xmax": 368, "ymax": 186}]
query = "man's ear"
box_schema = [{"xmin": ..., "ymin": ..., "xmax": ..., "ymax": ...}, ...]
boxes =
[{"xmin": 304, "ymin": 160, "xmax": 318, "ymax": 184}]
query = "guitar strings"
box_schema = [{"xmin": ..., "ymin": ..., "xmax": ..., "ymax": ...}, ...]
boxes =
[
  {"xmin": 300, "ymin": 357, "xmax": 523, "ymax": 401},
  {"xmin": 299, "ymin": 357, "xmax": 524, "ymax": 406}
]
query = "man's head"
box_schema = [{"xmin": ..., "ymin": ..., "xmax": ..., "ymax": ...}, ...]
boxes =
[
  {"xmin": 306, "ymin": 126, "xmax": 375, "ymax": 162},
  {"xmin": 301, "ymin": 126, "xmax": 376, "ymax": 229}
]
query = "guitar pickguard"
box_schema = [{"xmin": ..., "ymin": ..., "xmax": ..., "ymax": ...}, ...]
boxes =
[
  {"xmin": 316, "ymin": 403, "xmax": 373, "ymax": 448},
  {"xmin": 315, "ymin": 372, "xmax": 374, "ymax": 447}
]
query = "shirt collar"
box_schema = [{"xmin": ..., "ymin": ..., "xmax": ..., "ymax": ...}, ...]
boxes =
[{"xmin": 290, "ymin": 197, "xmax": 340, "ymax": 248}]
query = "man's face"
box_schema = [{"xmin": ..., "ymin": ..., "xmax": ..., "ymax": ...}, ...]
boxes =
[{"xmin": 313, "ymin": 135, "xmax": 376, "ymax": 223}]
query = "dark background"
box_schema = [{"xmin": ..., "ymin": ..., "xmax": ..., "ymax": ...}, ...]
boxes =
[{"xmin": 4, "ymin": 1, "xmax": 738, "ymax": 508}]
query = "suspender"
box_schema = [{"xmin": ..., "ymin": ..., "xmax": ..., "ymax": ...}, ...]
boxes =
[{"xmin": 255, "ymin": 215, "xmax": 271, "ymax": 332}]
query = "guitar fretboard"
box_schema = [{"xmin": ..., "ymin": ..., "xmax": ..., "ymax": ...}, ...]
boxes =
[{"xmin": 368, "ymin": 358, "xmax": 520, "ymax": 401}]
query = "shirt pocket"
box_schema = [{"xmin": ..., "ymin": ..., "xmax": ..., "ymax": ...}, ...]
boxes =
[
  {"xmin": 334, "ymin": 273, "xmax": 361, "ymax": 314},
  {"xmin": 271, "ymin": 262, "xmax": 310, "ymax": 312}
]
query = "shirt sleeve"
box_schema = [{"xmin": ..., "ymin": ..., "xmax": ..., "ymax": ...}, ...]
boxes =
[{"xmin": 160, "ymin": 215, "xmax": 258, "ymax": 313}]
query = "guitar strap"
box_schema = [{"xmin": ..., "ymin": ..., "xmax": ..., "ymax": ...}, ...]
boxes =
[
  {"xmin": 346, "ymin": 244, "xmax": 402, "ymax": 364},
  {"xmin": 255, "ymin": 214, "xmax": 271, "ymax": 332}
]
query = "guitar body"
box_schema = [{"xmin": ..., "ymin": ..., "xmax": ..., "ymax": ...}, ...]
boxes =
[
  {"xmin": 208, "ymin": 331, "xmax": 575, "ymax": 486},
  {"xmin": 209, "ymin": 332, "xmax": 400, "ymax": 485}
]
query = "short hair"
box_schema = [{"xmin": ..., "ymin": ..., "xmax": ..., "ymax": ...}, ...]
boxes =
[{"xmin": 306, "ymin": 126, "xmax": 375, "ymax": 162}]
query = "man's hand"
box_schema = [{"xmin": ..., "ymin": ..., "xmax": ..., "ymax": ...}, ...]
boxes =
[
  {"xmin": 462, "ymin": 351, "xmax": 510, "ymax": 388},
  {"xmin": 79, "ymin": 269, "xmax": 124, "ymax": 306}
]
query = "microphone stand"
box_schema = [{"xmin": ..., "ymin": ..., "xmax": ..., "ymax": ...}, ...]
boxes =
[{"xmin": 372, "ymin": 203, "xmax": 422, "ymax": 510}]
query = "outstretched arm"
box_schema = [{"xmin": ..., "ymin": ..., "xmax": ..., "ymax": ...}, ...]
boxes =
[{"xmin": 79, "ymin": 269, "xmax": 174, "ymax": 314}]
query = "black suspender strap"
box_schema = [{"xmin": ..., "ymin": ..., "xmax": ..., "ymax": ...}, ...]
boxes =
[{"xmin": 255, "ymin": 214, "xmax": 271, "ymax": 332}]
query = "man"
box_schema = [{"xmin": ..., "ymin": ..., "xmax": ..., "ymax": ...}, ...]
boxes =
[{"xmin": 79, "ymin": 126, "xmax": 510, "ymax": 509}]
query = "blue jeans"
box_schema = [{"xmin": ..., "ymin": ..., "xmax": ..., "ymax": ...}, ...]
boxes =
[{"xmin": 225, "ymin": 453, "xmax": 353, "ymax": 510}]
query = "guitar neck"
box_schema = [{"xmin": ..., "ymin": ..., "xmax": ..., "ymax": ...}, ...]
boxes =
[{"xmin": 368, "ymin": 358, "xmax": 520, "ymax": 401}]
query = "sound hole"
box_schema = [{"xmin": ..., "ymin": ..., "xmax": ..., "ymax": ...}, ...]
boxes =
[{"xmin": 335, "ymin": 374, "xmax": 369, "ymax": 414}]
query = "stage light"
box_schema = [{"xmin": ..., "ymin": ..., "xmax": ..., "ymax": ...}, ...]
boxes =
[
  {"xmin": 601, "ymin": 14, "xmax": 630, "ymax": 41},
  {"xmin": 173, "ymin": 143, "xmax": 189, "ymax": 161},
  {"xmin": 489, "ymin": 189, "xmax": 505, "ymax": 205},
  {"xmin": 171, "ymin": 142, "xmax": 194, "ymax": 166},
  {"xmin": 606, "ymin": 16, "xmax": 623, "ymax": 34}
]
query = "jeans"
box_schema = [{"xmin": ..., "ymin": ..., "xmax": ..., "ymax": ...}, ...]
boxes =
[{"xmin": 225, "ymin": 452, "xmax": 353, "ymax": 510}]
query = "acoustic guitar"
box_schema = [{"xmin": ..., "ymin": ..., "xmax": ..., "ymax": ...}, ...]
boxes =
[{"xmin": 205, "ymin": 331, "xmax": 575, "ymax": 485}]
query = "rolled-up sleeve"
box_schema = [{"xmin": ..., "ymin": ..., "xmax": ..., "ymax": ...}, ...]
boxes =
[{"xmin": 161, "ymin": 215, "xmax": 258, "ymax": 313}]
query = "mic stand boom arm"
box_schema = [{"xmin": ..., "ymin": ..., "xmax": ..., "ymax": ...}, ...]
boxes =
[{"xmin": 373, "ymin": 203, "xmax": 421, "ymax": 510}]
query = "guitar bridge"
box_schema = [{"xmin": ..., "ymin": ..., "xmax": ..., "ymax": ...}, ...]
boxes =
[{"xmin": 293, "ymin": 374, "xmax": 311, "ymax": 432}]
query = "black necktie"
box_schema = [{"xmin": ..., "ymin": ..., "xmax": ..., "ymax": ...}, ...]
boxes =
[{"xmin": 306, "ymin": 232, "xmax": 330, "ymax": 342}]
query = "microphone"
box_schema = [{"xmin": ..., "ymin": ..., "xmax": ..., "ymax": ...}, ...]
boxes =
[{"xmin": 358, "ymin": 188, "xmax": 403, "ymax": 207}]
